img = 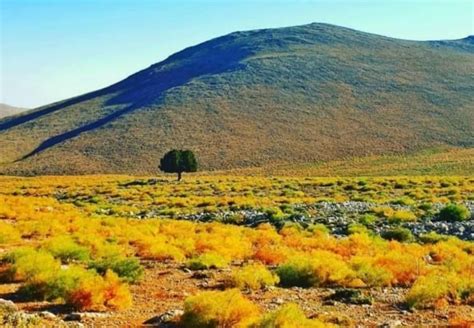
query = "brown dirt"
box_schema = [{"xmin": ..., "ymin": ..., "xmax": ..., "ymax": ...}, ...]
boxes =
[{"xmin": 1, "ymin": 261, "xmax": 473, "ymax": 327}]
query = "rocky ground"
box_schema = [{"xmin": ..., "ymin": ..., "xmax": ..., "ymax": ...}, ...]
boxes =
[
  {"xmin": 1, "ymin": 262, "xmax": 473, "ymax": 327},
  {"xmin": 168, "ymin": 201, "xmax": 474, "ymax": 241}
]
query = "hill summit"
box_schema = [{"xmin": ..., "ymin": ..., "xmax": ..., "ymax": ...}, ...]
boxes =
[{"xmin": 1, "ymin": 23, "xmax": 473, "ymax": 175}]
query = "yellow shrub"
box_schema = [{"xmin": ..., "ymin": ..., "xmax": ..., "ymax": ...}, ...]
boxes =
[
  {"xmin": 406, "ymin": 273, "xmax": 454, "ymax": 309},
  {"xmin": 147, "ymin": 243, "xmax": 185, "ymax": 262},
  {"xmin": 372, "ymin": 206, "xmax": 394, "ymax": 218},
  {"xmin": 181, "ymin": 289, "xmax": 260, "ymax": 328},
  {"xmin": 0, "ymin": 222, "xmax": 21, "ymax": 244},
  {"xmin": 134, "ymin": 236, "xmax": 186, "ymax": 262},
  {"xmin": 187, "ymin": 252, "xmax": 230, "ymax": 270},
  {"xmin": 229, "ymin": 263, "xmax": 279, "ymax": 290},
  {"xmin": 389, "ymin": 210, "xmax": 417, "ymax": 223},
  {"xmin": 350, "ymin": 256, "xmax": 393, "ymax": 287},
  {"xmin": 255, "ymin": 303, "xmax": 330, "ymax": 328}
]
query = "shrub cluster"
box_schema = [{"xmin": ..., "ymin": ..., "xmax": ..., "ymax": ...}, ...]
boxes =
[
  {"xmin": 438, "ymin": 204, "xmax": 471, "ymax": 222},
  {"xmin": 228, "ymin": 263, "xmax": 279, "ymax": 290},
  {"xmin": 186, "ymin": 252, "xmax": 230, "ymax": 270},
  {"xmin": 406, "ymin": 271, "xmax": 473, "ymax": 309},
  {"xmin": 255, "ymin": 303, "xmax": 330, "ymax": 328},
  {"xmin": 381, "ymin": 227, "xmax": 414, "ymax": 243},
  {"xmin": 89, "ymin": 256, "xmax": 143, "ymax": 283},
  {"xmin": 181, "ymin": 290, "xmax": 332, "ymax": 328},
  {"xmin": 181, "ymin": 289, "xmax": 260, "ymax": 327},
  {"xmin": 2, "ymin": 248, "xmax": 132, "ymax": 311}
]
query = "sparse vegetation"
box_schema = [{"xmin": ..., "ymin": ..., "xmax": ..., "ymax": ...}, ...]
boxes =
[
  {"xmin": 181, "ymin": 289, "xmax": 260, "ymax": 327},
  {"xmin": 186, "ymin": 252, "xmax": 230, "ymax": 270},
  {"xmin": 438, "ymin": 204, "xmax": 471, "ymax": 222},
  {"xmin": 228, "ymin": 263, "xmax": 279, "ymax": 290},
  {"xmin": 0, "ymin": 174, "xmax": 472, "ymax": 325},
  {"xmin": 255, "ymin": 303, "xmax": 330, "ymax": 328},
  {"xmin": 381, "ymin": 227, "xmax": 415, "ymax": 243}
]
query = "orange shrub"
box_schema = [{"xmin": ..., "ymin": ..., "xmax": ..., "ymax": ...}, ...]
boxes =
[
  {"xmin": 253, "ymin": 245, "xmax": 287, "ymax": 265},
  {"xmin": 69, "ymin": 270, "xmax": 132, "ymax": 311}
]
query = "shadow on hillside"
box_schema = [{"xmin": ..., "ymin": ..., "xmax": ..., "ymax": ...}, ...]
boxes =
[
  {"xmin": 0, "ymin": 89, "xmax": 110, "ymax": 132},
  {"xmin": 10, "ymin": 38, "xmax": 252, "ymax": 161}
]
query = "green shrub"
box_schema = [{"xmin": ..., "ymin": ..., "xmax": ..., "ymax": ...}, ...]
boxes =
[
  {"xmin": 229, "ymin": 264, "xmax": 279, "ymax": 290},
  {"xmin": 2, "ymin": 247, "xmax": 36, "ymax": 264},
  {"xmin": 381, "ymin": 227, "xmax": 414, "ymax": 243},
  {"xmin": 307, "ymin": 224, "xmax": 329, "ymax": 234},
  {"xmin": 276, "ymin": 259, "xmax": 316, "ymax": 288},
  {"xmin": 405, "ymin": 274, "xmax": 451, "ymax": 309},
  {"xmin": 438, "ymin": 204, "xmax": 470, "ymax": 222},
  {"xmin": 186, "ymin": 252, "xmax": 229, "ymax": 270},
  {"xmin": 419, "ymin": 232, "xmax": 449, "ymax": 244},
  {"xmin": 89, "ymin": 256, "xmax": 144, "ymax": 283},
  {"xmin": 358, "ymin": 214, "xmax": 376, "ymax": 226},
  {"xmin": 6, "ymin": 248, "xmax": 60, "ymax": 282},
  {"xmin": 347, "ymin": 224, "xmax": 370, "ymax": 235},
  {"xmin": 20, "ymin": 265, "xmax": 94, "ymax": 301},
  {"xmin": 43, "ymin": 236, "xmax": 90, "ymax": 263},
  {"xmin": 418, "ymin": 203, "xmax": 432, "ymax": 211},
  {"xmin": 264, "ymin": 208, "xmax": 286, "ymax": 222},
  {"xmin": 351, "ymin": 259, "xmax": 392, "ymax": 287}
]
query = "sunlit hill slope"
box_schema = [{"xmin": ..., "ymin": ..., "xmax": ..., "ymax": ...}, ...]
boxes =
[{"xmin": 0, "ymin": 23, "xmax": 473, "ymax": 175}]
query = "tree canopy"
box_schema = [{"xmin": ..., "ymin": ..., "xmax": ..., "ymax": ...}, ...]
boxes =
[{"xmin": 159, "ymin": 149, "xmax": 198, "ymax": 180}]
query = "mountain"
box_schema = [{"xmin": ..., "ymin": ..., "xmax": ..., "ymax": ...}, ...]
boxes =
[
  {"xmin": 0, "ymin": 103, "xmax": 27, "ymax": 119},
  {"xmin": 0, "ymin": 23, "xmax": 473, "ymax": 175}
]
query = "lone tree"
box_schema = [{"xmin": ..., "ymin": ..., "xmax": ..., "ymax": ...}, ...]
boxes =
[{"xmin": 159, "ymin": 149, "xmax": 198, "ymax": 181}]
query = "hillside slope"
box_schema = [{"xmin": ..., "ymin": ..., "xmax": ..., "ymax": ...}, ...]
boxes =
[
  {"xmin": 0, "ymin": 23, "xmax": 473, "ymax": 175},
  {"xmin": 0, "ymin": 103, "xmax": 27, "ymax": 119}
]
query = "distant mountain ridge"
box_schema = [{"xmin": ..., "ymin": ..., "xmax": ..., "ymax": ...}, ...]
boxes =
[
  {"xmin": 0, "ymin": 103, "xmax": 27, "ymax": 119},
  {"xmin": 0, "ymin": 23, "xmax": 473, "ymax": 175}
]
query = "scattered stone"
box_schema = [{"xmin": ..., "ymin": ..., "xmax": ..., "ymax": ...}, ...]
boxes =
[
  {"xmin": 143, "ymin": 309, "xmax": 183, "ymax": 326},
  {"xmin": 379, "ymin": 320, "xmax": 403, "ymax": 328},
  {"xmin": 272, "ymin": 298, "xmax": 285, "ymax": 305},
  {"xmin": 325, "ymin": 289, "xmax": 373, "ymax": 305},
  {"xmin": 172, "ymin": 201, "xmax": 474, "ymax": 241},
  {"xmin": 38, "ymin": 311, "xmax": 56, "ymax": 320},
  {"xmin": 64, "ymin": 313, "xmax": 82, "ymax": 321},
  {"xmin": 191, "ymin": 271, "xmax": 214, "ymax": 279},
  {"xmin": 2, "ymin": 312, "xmax": 41, "ymax": 326},
  {"xmin": 0, "ymin": 298, "xmax": 17, "ymax": 312},
  {"xmin": 80, "ymin": 312, "xmax": 109, "ymax": 319}
]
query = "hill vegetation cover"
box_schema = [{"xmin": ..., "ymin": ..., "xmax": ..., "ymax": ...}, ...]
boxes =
[{"xmin": 0, "ymin": 23, "xmax": 473, "ymax": 175}]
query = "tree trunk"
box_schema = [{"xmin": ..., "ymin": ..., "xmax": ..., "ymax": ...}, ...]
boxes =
[{"xmin": 177, "ymin": 171, "xmax": 182, "ymax": 181}]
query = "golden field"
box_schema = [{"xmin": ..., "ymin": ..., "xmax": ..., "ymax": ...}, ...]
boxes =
[{"xmin": 0, "ymin": 173, "xmax": 473, "ymax": 326}]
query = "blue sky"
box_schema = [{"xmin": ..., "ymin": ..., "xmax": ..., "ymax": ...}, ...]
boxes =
[{"xmin": 1, "ymin": 0, "xmax": 473, "ymax": 108}]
